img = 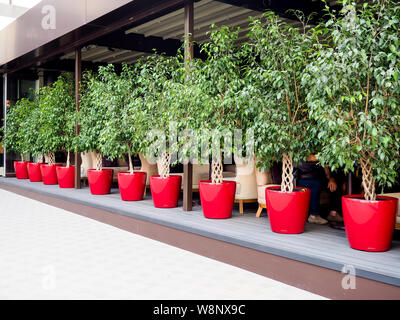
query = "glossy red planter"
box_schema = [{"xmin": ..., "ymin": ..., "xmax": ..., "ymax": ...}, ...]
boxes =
[
  {"xmin": 199, "ymin": 180, "xmax": 236, "ymax": 219},
  {"xmin": 14, "ymin": 161, "xmax": 30, "ymax": 179},
  {"xmin": 28, "ymin": 163, "xmax": 43, "ymax": 182},
  {"xmin": 56, "ymin": 166, "xmax": 75, "ymax": 188},
  {"xmin": 266, "ymin": 186, "xmax": 311, "ymax": 234},
  {"xmin": 342, "ymin": 195, "xmax": 398, "ymax": 252},
  {"xmin": 149, "ymin": 175, "xmax": 182, "ymax": 208},
  {"xmin": 41, "ymin": 164, "xmax": 62, "ymax": 185},
  {"xmin": 87, "ymin": 169, "xmax": 113, "ymax": 195},
  {"xmin": 118, "ymin": 172, "xmax": 147, "ymax": 201}
]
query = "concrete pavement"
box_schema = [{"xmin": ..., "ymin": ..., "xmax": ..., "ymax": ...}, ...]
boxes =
[{"xmin": 0, "ymin": 189, "xmax": 327, "ymax": 300}]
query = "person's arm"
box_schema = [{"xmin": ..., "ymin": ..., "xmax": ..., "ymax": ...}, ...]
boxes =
[{"xmin": 324, "ymin": 165, "xmax": 337, "ymax": 192}]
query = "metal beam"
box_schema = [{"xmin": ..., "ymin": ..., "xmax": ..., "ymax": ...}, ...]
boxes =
[
  {"xmin": 93, "ymin": 32, "xmax": 184, "ymax": 57},
  {"xmin": 37, "ymin": 58, "xmax": 111, "ymax": 73},
  {"xmin": 1, "ymin": 0, "xmax": 187, "ymax": 73},
  {"xmin": 183, "ymin": 0, "xmax": 194, "ymax": 212},
  {"xmin": 214, "ymin": 0, "xmax": 325, "ymax": 22},
  {"xmin": 74, "ymin": 48, "xmax": 82, "ymax": 189}
]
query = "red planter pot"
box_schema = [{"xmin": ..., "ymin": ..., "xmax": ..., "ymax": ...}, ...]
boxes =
[
  {"xmin": 199, "ymin": 180, "xmax": 236, "ymax": 219},
  {"xmin": 118, "ymin": 172, "xmax": 147, "ymax": 201},
  {"xmin": 41, "ymin": 164, "xmax": 63, "ymax": 185},
  {"xmin": 87, "ymin": 169, "xmax": 113, "ymax": 195},
  {"xmin": 56, "ymin": 166, "xmax": 75, "ymax": 189},
  {"xmin": 342, "ymin": 195, "xmax": 398, "ymax": 252},
  {"xmin": 14, "ymin": 161, "xmax": 30, "ymax": 179},
  {"xmin": 266, "ymin": 186, "xmax": 311, "ymax": 234},
  {"xmin": 149, "ymin": 175, "xmax": 182, "ymax": 208},
  {"xmin": 28, "ymin": 163, "xmax": 43, "ymax": 182}
]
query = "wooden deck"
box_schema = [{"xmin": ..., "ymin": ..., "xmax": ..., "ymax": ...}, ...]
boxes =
[{"xmin": 1, "ymin": 177, "xmax": 399, "ymax": 288}]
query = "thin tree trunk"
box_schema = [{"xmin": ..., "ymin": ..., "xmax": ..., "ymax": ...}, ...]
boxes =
[
  {"xmin": 48, "ymin": 152, "xmax": 55, "ymax": 165},
  {"xmin": 281, "ymin": 152, "xmax": 294, "ymax": 192},
  {"xmin": 128, "ymin": 151, "xmax": 133, "ymax": 174},
  {"xmin": 21, "ymin": 154, "xmax": 25, "ymax": 162},
  {"xmin": 96, "ymin": 152, "xmax": 103, "ymax": 171},
  {"xmin": 159, "ymin": 152, "xmax": 171, "ymax": 179},
  {"xmin": 360, "ymin": 157, "xmax": 376, "ymax": 201},
  {"xmin": 66, "ymin": 150, "xmax": 70, "ymax": 168},
  {"xmin": 211, "ymin": 154, "xmax": 223, "ymax": 184}
]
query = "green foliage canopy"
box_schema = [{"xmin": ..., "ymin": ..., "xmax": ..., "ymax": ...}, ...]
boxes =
[
  {"xmin": 304, "ymin": 0, "xmax": 400, "ymax": 196},
  {"xmin": 248, "ymin": 11, "xmax": 321, "ymax": 172}
]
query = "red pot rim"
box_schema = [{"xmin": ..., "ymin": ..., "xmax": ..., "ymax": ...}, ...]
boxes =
[
  {"xmin": 150, "ymin": 175, "xmax": 181, "ymax": 180},
  {"xmin": 41, "ymin": 164, "xmax": 63, "ymax": 167},
  {"xmin": 15, "ymin": 161, "xmax": 30, "ymax": 164},
  {"xmin": 266, "ymin": 186, "xmax": 309, "ymax": 194},
  {"xmin": 199, "ymin": 180, "xmax": 236, "ymax": 185},
  {"xmin": 343, "ymin": 194, "xmax": 399, "ymax": 202},
  {"xmin": 56, "ymin": 165, "xmax": 75, "ymax": 169},
  {"xmin": 88, "ymin": 168, "xmax": 113, "ymax": 172},
  {"xmin": 118, "ymin": 171, "xmax": 146, "ymax": 176}
]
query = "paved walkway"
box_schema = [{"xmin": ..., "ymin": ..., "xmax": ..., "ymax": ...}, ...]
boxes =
[{"xmin": 0, "ymin": 189, "xmax": 326, "ymax": 300}]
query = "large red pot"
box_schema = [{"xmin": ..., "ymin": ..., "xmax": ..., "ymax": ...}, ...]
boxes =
[
  {"xmin": 28, "ymin": 163, "xmax": 43, "ymax": 182},
  {"xmin": 149, "ymin": 175, "xmax": 182, "ymax": 208},
  {"xmin": 199, "ymin": 180, "xmax": 236, "ymax": 219},
  {"xmin": 40, "ymin": 164, "xmax": 62, "ymax": 185},
  {"xmin": 266, "ymin": 186, "xmax": 311, "ymax": 234},
  {"xmin": 87, "ymin": 169, "xmax": 113, "ymax": 195},
  {"xmin": 342, "ymin": 195, "xmax": 398, "ymax": 252},
  {"xmin": 118, "ymin": 172, "xmax": 147, "ymax": 201},
  {"xmin": 14, "ymin": 161, "xmax": 30, "ymax": 179},
  {"xmin": 56, "ymin": 166, "xmax": 75, "ymax": 188}
]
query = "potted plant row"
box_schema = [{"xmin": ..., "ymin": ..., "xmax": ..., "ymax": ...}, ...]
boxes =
[{"xmin": 3, "ymin": 1, "xmax": 399, "ymax": 252}]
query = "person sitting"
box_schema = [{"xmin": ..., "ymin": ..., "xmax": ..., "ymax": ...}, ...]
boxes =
[
  {"xmin": 294, "ymin": 154, "xmax": 343, "ymax": 225},
  {"xmin": 323, "ymin": 167, "xmax": 345, "ymax": 223}
]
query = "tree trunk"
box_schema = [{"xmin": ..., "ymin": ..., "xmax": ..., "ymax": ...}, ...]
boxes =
[
  {"xmin": 66, "ymin": 150, "xmax": 71, "ymax": 168},
  {"xmin": 48, "ymin": 152, "xmax": 55, "ymax": 165},
  {"xmin": 21, "ymin": 154, "xmax": 25, "ymax": 162},
  {"xmin": 281, "ymin": 152, "xmax": 294, "ymax": 192},
  {"xmin": 211, "ymin": 154, "xmax": 223, "ymax": 184},
  {"xmin": 159, "ymin": 152, "xmax": 171, "ymax": 179},
  {"xmin": 96, "ymin": 152, "xmax": 103, "ymax": 171},
  {"xmin": 128, "ymin": 151, "xmax": 134, "ymax": 174},
  {"xmin": 360, "ymin": 157, "xmax": 376, "ymax": 201}
]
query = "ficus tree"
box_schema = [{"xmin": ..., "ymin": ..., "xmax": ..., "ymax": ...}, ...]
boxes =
[
  {"xmin": 304, "ymin": 0, "xmax": 400, "ymax": 200},
  {"xmin": 22, "ymin": 91, "xmax": 46, "ymax": 163},
  {"xmin": 99, "ymin": 63, "xmax": 151, "ymax": 174},
  {"xmin": 37, "ymin": 74, "xmax": 75, "ymax": 166},
  {"xmin": 139, "ymin": 53, "xmax": 186, "ymax": 178},
  {"xmin": 78, "ymin": 66, "xmax": 115, "ymax": 171},
  {"xmin": 248, "ymin": 11, "xmax": 321, "ymax": 192},
  {"xmin": 187, "ymin": 25, "xmax": 248, "ymax": 184},
  {"xmin": 2, "ymin": 97, "xmax": 36, "ymax": 162}
]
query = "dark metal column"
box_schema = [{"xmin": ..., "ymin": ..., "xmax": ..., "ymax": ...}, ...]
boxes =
[
  {"xmin": 183, "ymin": 0, "xmax": 194, "ymax": 212},
  {"xmin": 74, "ymin": 48, "xmax": 82, "ymax": 189},
  {"xmin": 347, "ymin": 172, "xmax": 353, "ymax": 195}
]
